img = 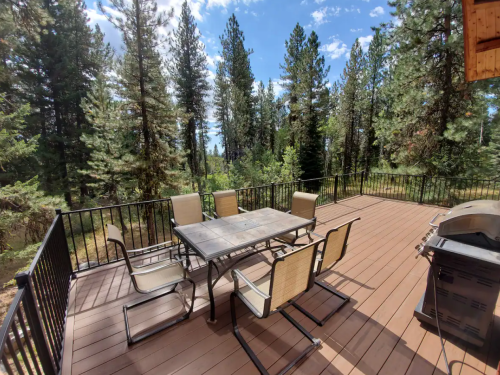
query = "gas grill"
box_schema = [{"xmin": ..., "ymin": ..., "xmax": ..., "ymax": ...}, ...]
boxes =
[{"xmin": 414, "ymin": 200, "xmax": 500, "ymax": 347}]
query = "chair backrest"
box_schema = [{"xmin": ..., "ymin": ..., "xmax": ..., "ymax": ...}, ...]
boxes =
[
  {"xmin": 171, "ymin": 193, "xmax": 203, "ymax": 226},
  {"xmin": 291, "ymin": 192, "xmax": 319, "ymax": 231},
  {"xmin": 318, "ymin": 217, "xmax": 360, "ymax": 275},
  {"xmin": 107, "ymin": 224, "xmax": 133, "ymax": 274},
  {"xmin": 268, "ymin": 240, "xmax": 321, "ymax": 311},
  {"xmin": 212, "ymin": 190, "xmax": 239, "ymax": 217}
]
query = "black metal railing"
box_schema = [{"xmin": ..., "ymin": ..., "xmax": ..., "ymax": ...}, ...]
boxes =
[
  {"xmin": 55, "ymin": 171, "xmax": 499, "ymax": 273},
  {"xmin": 363, "ymin": 173, "xmax": 500, "ymax": 207},
  {"xmin": 0, "ymin": 214, "xmax": 73, "ymax": 375}
]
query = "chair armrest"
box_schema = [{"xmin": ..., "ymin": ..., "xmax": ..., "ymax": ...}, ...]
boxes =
[
  {"xmin": 203, "ymin": 212, "xmax": 215, "ymax": 221},
  {"xmin": 310, "ymin": 232, "xmax": 325, "ymax": 239},
  {"xmin": 171, "ymin": 218, "xmax": 179, "ymax": 227},
  {"xmin": 238, "ymin": 207, "xmax": 249, "ymax": 213},
  {"xmin": 130, "ymin": 259, "xmax": 184, "ymax": 276},
  {"xmin": 126, "ymin": 240, "xmax": 173, "ymax": 253},
  {"xmin": 286, "ymin": 210, "xmax": 291, "ymax": 214},
  {"xmin": 231, "ymin": 269, "xmax": 270, "ymax": 299},
  {"xmin": 283, "ymin": 243, "xmax": 294, "ymax": 253}
]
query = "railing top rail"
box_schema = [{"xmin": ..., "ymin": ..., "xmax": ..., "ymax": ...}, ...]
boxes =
[
  {"xmin": 29, "ymin": 214, "xmax": 61, "ymax": 274},
  {"xmin": 0, "ymin": 288, "xmax": 25, "ymax": 351}
]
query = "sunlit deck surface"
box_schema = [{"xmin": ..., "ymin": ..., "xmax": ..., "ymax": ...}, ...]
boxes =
[{"xmin": 62, "ymin": 196, "xmax": 500, "ymax": 375}]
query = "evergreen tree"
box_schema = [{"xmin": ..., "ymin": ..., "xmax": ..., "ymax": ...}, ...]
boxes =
[
  {"xmin": 339, "ymin": 39, "xmax": 364, "ymax": 174},
  {"xmin": 214, "ymin": 60, "xmax": 231, "ymax": 163},
  {"xmin": 297, "ymin": 31, "xmax": 329, "ymax": 179},
  {"xmin": 169, "ymin": 0, "xmax": 210, "ymax": 189},
  {"xmin": 384, "ymin": 0, "xmax": 479, "ymax": 175},
  {"xmin": 213, "ymin": 144, "xmax": 220, "ymax": 158},
  {"xmin": 363, "ymin": 28, "xmax": 385, "ymax": 172},
  {"xmin": 267, "ymin": 79, "xmax": 277, "ymax": 153},
  {"xmin": 215, "ymin": 14, "xmax": 255, "ymax": 159},
  {"xmin": 101, "ymin": 0, "xmax": 182, "ymax": 242},
  {"xmin": 281, "ymin": 23, "xmax": 306, "ymax": 145}
]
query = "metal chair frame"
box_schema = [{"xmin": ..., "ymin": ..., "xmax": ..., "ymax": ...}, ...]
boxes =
[
  {"xmin": 291, "ymin": 217, "xmax": 360, "ymax": 326},
  {"xmin": 107, "ymin": 224, "xmax": 196, "ymax": 345},
  {"xmin": 230, "ymin": 242, "xmax": 322, "ymax": 374}
]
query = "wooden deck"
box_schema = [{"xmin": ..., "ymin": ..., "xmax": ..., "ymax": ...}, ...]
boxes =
[{"xmin": 61, "ymin": 196, "xmax": 500, "ymax": 375}]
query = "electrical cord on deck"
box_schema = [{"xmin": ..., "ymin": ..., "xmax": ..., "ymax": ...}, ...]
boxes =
[{"xmin": 424, "ymin": 254, "xmax": 451, "ymax": 375}]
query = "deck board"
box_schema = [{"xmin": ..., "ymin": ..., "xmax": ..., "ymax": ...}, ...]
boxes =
[{"xmin": 61, "ymin": 196, "xmax": 500, "ymax": 375}]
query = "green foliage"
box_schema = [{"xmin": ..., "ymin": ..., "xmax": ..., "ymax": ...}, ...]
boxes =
[
  {"xmin": 281, "ymin": 146, "xmax": 302, "ymax": 182},
  {"xmin": 0, "ymin": 178, "xmax": 67, "ymax": 250},
  {"xmin": 169, "ymin": 1, "xmax": 210, "ymax": 187}
]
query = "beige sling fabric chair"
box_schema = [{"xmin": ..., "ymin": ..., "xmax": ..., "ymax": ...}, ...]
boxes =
[
  {"xmin": 170, "ymin": 192, "xmax": 215, "ymax": 266},
  {"xmin": 212, "ymin": 190, "xmax": 248, "ymax": 218},
  {"xmin": 107, "ymin": 224, "xmax": 195, "ymax": 345},
  {"xmin": 230, "ymin": 240, "xmax": 322, "ymax": 374},
  {"xmin": 275, "ymin": 192, "xmax": 319, "ymax": 245},
  {"xmin": 291, "ymin": 217, "xmax": 360, "ymax": 326}
]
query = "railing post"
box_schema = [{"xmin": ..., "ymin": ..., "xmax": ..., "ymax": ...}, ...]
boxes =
[
  {"xmin": 271, "ymin": 182, "xmax": 275, "ymax": 209},
  {"xmin": 334, "ymin": 175, "xmax": 338, "ymax": 203},
  {"xmin": 55, "ymin": 209, "xmax": 75, "ymax": 277},
  {"xmin": 297, "ymin": 179, "xmax": 302, "ymax": 192},
  {"xmin": 15, "ymin": 272, "xmax": 57, "ymax": 375},
  {"xmin": 419, "ymin": 175, "xmax": 427, "ymax": 204},
  {"xmin": 360, "ymin": 171, "xmax": 365, "ymax": 195}
]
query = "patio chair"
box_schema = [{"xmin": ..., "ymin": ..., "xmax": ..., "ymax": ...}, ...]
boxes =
[
  {"xmin": 275, "ymin": 192, "xmax": 319, "ymax": 246},
  {"xmin": 291, "ymin": 217, "xmax": 360, "ymax": 326},
  {"xmin": 230, "ymin": 240, "xmax": 322, "ymax": 374},
  {"xmin": 212, "ymin": 190, "xmax": 248, "ymax": 218},
  {"xmin": 107, "ymin": 224, "xmax": 195, "ymax": 345},
  {"xmin": 170, "ymin": 192, "xmax": 215, "ymax": 265}
]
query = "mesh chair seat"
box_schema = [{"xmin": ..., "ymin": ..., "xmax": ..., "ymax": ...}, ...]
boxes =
[
  {"xmin": 212, "ymin": 190, "xmax": 248, "ymax": 218},
  {"xmin": 239, "ymin": 275, "xmax": 271, "ymax": 316},
  {"xmin": 277, "ymin": 228, "xmax": 309, "ymax": 243},
  {"xmin": 132, "ymin": 262, "xmax": 186, "ymax": 292}
]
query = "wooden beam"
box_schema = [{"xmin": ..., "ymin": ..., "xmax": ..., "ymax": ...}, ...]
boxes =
[{"xmin": 476, "ymin": 37, "xmax": 500, "ymax": 52}]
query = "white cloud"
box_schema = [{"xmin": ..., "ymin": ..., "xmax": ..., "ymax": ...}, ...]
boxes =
[
  {"xmin": 300, "ymin": 0, "xmax": 308, "ymax": 4},
  {"xmin": 369, "ymin": 6, "xmax": 384, "ymax": 17},
  {"xmin": 235, "ymin": 6, "xmax": 240, "ymax": 11},
  {"xmin": 350, "ymin": 28, "xmax": 363, "ymax": 32},
  {"xmin": 314, "ymin": 0, "xmax": 325, "ymax": 3},
  {"xmin": 358, "ymin": 35, "xmax": 373, "ymax": 51},
  {"xmin": 311, "ymin": 6, "xmax": 340, "ymax": 26},
  {"xmin": 221, "ymin": 7, "xmax": 228, "ymax": 13},
  {"xmin": 320, "ymin": 37, "xmax": 349, "ymax": 59},
  {"xmin": 345, "ymin": 6, "xmax": 360, "ymax": 13},
  {"xmin": 251, "ymin": 11, "xmax": 258, "ymax": 16},
  {"xmin": 271, "ymin": 79, "xmax": 285, "ymax": 97},
  {"xmin": 207, "ymin": 55, "xmax": 215, "ymax": 67},
  {"xmin": 206, "ymin": 0, "xmax": 262, "ymax": 9},
  {"xmin": 325, "ymin": 82, "xmax": 332, "ymax": 88}
]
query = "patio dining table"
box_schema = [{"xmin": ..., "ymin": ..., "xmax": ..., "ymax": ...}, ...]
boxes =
[{"xmin": 173, "ymin": 207, "xmax": 314, "ymax": 323}]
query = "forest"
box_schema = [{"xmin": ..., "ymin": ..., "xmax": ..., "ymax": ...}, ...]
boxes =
[{"xmin": 1, "ymin": 0, "xmax": 500, "ymax": 296}]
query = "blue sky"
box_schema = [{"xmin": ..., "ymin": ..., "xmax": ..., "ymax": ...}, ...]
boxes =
[{"xmin": 85, "ymin": 0, "xmax": 394, "ymax": 151}]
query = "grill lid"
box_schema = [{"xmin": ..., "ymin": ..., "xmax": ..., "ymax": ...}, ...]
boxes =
[{"xmin": 438, "ymin": 200, "xmax": 500, "ymax": 248}]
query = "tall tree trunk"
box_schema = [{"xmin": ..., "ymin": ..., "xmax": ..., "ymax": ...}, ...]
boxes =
[
  {"xmin": 440, "ymin": 12, "xmax": 452, "ymax": 140},
  {"xmin": 135, "ymin": 0, "xmax": 155, "ymax": 245},
  {"xmin": 364, "ymin": 82, "xmax": 376, "ymax": 172}
]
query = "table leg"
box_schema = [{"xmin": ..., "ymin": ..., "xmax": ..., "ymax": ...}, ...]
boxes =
[{"xmin": 207, "ymin": 260, "xmax": 217, "ymax": 324}]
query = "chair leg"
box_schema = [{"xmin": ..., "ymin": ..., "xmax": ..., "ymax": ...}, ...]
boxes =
[
  {"xmin": 231, "ymin": 293, "xmax": 320, "ymax": 375},
  {"xmin": 291, "ymin": 280, "xmax": 350, "ymax": 327},
  {"xmin": 230, "ymin": 293, "xmax": 268, "ymax": 374},
  {"xmin": 124, "ymin": 280, "xmax": 195, "ymax": 345}
]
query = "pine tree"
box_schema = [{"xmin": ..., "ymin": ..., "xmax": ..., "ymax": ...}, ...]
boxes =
[
  {"xmin": 297, "ymin": 31, "xmax": 329, "ymax": 179},
  {"xmin": 214, "ymin": 60, "xmax": 231, "ymax": 163},
  {"xmin": 281, "ymin": 23, "xmax": 306, "ymax": 146},
  {"xmin": 339, "ymin": 39, "xmax": 364, "ymax": 174},
  {"xmin": 215, "ymin": 14, "xmax": 255, "ymax": 158},
  {"xmin": 385, "ymin": 0, "xmax": 478, "ymax": 175},
  {"xmin": 267, "ymin": 79, "xmax": 277, "ymax": 153},
  {"xmin": 101, "ymin": 0, "xmax": 182, "ymax": 243},
  {"xmin": 169, "ymin": 0, "xmax": 210, "ymax": 189},
  {"xmin": 363, "ymin": 28, "xmax": 386, "ymax": 172}
]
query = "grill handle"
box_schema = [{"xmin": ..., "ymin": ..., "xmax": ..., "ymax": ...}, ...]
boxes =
[{"xmin": 429, "ymin": 213, "xmax": 446, "ymax": 229}]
